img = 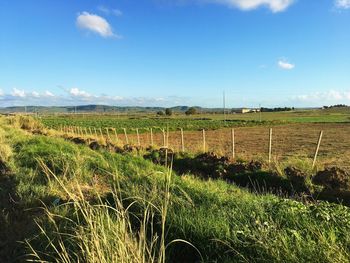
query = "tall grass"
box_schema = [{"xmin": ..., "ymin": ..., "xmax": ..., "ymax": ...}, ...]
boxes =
[{"xmin": 26, "ymin": 161, "xmax": 194, "ymax": 263}]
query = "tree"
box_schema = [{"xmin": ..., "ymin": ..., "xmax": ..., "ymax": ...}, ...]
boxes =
[
  {"xmin": 185, "ymin": 107, "xmax": 197, "ymax": 115},
  {"xmin": 157, "ymin": 110, "xmax": 165, "ymax": 116},
  {"xmin": 165, "ymin": 108, "xmax": 173, "ymax": 116}
]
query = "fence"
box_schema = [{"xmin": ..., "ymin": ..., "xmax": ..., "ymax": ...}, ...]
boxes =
[{"xmin": 55, "ymin": 124, "xmax": 337, "ymax": 168}]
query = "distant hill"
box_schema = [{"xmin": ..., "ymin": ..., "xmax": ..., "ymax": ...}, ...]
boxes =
[
  {"xmin": 0, "ymin": 104, "xmax": 318, "ymax": 114},
  {"xmin": 0, "ymin": 105, "xmax": 223, "ymax": 114}
]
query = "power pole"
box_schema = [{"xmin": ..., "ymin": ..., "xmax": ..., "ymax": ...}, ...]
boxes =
[
  {"xmin": 259, "ymin": 103, "xmax": 262, "ymax": 122},
  {"xmin": 223, "ymin": 91, "xmax": 226, "ymax": 123}
]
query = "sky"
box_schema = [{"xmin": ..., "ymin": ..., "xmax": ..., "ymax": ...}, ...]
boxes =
[{"xmin": 1, "ymin": 0, "xmax": 350, "ymax": 108}]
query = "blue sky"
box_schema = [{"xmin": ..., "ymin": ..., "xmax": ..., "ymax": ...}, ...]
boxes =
[{"xmin": 1, "ymin": 0, "xmax": 350, "ymax": 107}]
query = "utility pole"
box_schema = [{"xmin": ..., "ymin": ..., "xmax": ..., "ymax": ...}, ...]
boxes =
[
  {"xmin": 259, "ymin": 103, "xmax": 262, "ymax": 122},
  {"xmin": 223, "ymin": 91, "xmax": 226, "ymax": 123}
]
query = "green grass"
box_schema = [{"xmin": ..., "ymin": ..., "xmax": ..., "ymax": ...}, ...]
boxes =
[
  {"xmin": 40, "ymin": 108, "xmax": 350, "ymax": 134},
  {"xmin": 1, "ymin": 117, "xmax": 350, "ymax": 262}
]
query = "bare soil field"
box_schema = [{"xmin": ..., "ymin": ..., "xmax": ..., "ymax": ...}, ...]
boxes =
[{"xmin": 121, "ymin": 123, "xmax": 350, "ymax": 168}]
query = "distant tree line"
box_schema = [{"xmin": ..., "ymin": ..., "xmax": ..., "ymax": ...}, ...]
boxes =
[
  {"xmin": 323, "ymin": 104, "xmax": 348, "ymax": 109},
  {"xmin": 260, "ymin": 107, "xmax": 294, "ymax": 112}
]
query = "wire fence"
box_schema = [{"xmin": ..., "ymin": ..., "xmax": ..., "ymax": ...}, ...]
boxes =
[{"xmin": 56, "ymin": 123, "xmax": 350, "ymax": 168}]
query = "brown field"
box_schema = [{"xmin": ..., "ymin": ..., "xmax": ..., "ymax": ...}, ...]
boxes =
[{"xmin": 118, "ymin": 123, "xmax": 350, "ymax": 168}]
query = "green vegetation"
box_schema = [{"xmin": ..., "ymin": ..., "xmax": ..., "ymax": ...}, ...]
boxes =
[
  {"xmin": 40, "ymin": 114, "xmax": 268, "ymax": 133},
  {"xmin": 1, "ymin": 116, "xmax": 350, "ymax": 262},
  {"xmin": 39, "ymin": 107, "xmax": 350, "ymax": 135}
]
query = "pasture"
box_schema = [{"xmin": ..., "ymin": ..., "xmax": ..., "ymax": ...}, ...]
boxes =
[
  {"xmin": 41, "ymin": 108, "xmax": 350, "ymax": 168},
  {"xmin": 2, "ymin": 115, "xmax": 350, "ymax": 262}
]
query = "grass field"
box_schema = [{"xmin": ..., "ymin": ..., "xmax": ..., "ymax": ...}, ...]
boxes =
[
  {"xmin": 1, "ymin": 115, "xmax": 350, "ymax": 262},
  {"xmin": 40, "ymin": 107, "xmax": 350, "ymax": 133},
  {"xmin": 40, "ymin": 109, "xmax": 350, "ymax": 168}
]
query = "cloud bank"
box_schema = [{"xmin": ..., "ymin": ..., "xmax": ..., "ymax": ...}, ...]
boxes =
[
  {"xmin": 0, "ymin": 88, "xmax": 188, "ymax": 107},
  {"xmin": 292, "ymin": 90, "xmax": 350, "ymax": 105}
]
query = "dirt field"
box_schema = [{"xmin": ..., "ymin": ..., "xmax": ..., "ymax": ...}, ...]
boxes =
[{"xmin": 119, "ymin": 123, "xmax": 350, "ymax": 168}]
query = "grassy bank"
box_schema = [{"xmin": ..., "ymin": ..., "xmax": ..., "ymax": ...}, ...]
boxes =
[{"xmin": 1, "ymin": 116, "xmax": 350, "ymax": 262}]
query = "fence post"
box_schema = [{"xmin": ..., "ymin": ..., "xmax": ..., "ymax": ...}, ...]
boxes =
[
  {"xmin": 180, "ymin": 128, "xmax": 185, "ymax": 152},
  {"xmin": 123, "ymin": 128, "xmax": 129, "ymax": 145},
  {"xmin": 166, "ymin": 125, "xmax": 169, "ymax": 148},
  {"xmin": 202, "ymin": 129, "xmax": 206, "ymax": 152},
  {"xmin": 105, "ymin": 128, "xmax": 111, "ymax": 141},
  {"xmin": 150, "ymin": 128, "xmax": 154, "ymax": 146},
  {"xmin": 99, "ymin": 128, "xmax": 104, "ymax": 141},
  {"xmin": 268, "ymin": 128, "xmax": 272, "ymax": 163},
  {"xmin": 313, "ymin": 131, "xmax": 323, "ymax": 168},
  {"xmin": 231, "ymin": 128, "xmax": 235, "ymax": 159},
  {"xmin": 94, "ymin": 127, "xmax": 98, "ymax": 138},
  {"xmin": 113, "ymin": 128, "xmax": 119, "ymax": 143},
  {"xmin": 136, "ymin": 128, "xmax": 141, "ymax": 146},
  {"xmin": 162, "ymin": 128, "xmax": 166, "ymax": 147}
]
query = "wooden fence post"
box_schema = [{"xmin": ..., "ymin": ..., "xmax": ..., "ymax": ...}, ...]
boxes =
[
  {"xmin": 105, "ymin": 128, "xmax": 111, "ymax": 141},
  {"xmin": 150, "ymin": 128, "xmax": 154, "ymax": 146},
  {"xmin": 123, "ymin": 128, "xmax": 129, "ymax": 145},
  {"xmin": 136, "ymin": 128, "xmax": 141, "ymax": 146},
  {"xmin": 180, "ymin": 128, "xmax": 185, "ymax": 152},
  {"xmin": 202, "ymin": 129, "xmax": 206, "ymax": 152},
  {"xmin": 166, "ymin": 125, "xmax": 169, "ymax": 148},
  {"xmin": 231, "ymin": 128, "xmax": 235, "ymax": 159},
  {"xmin": 113, "ymin": 128, "xmax": 119, "ymax": 143},
  {"xmin": 162, "ymin": 129, "xmax": 166, "ymax": 147},
  {"xmin": 93, "ymin": 127, "xmax": 98, "ymax": 138},
  {"xmin": 313, "ymin": 131, "xmax": 323, "ymax": 168},
  {"xmin": 268, "ymin": 128, "xmax": 272, "ymax": 163},
  {"xmin": 99, "ymin": 128, "xmax": 104, "ymax": 140}
]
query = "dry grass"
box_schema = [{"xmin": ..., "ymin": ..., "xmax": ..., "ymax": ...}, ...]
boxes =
[{"xmin": 74, "ymin": 123, "xmax": 350, "ymax": 168}]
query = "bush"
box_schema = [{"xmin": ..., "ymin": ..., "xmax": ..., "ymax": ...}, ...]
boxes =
[
  {"xmin": 165, "ymin": 108, "xmax": 173, "ymax": 116},
  {"xmin": 185, "ymin": 107, "xmax": 197, "ymax": 115},
  {"xmin": 157, "ymin": 111, "xmax": 165, "ymax": 116}
]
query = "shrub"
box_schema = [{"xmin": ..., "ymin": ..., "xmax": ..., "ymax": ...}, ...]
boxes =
[
  {"xmin": 185, "ymin": 107, "xmax": 197, "ymax": 115},
  {"xmin": 165, "ymin": 108, "xmax": 173, "ymax": 116}
]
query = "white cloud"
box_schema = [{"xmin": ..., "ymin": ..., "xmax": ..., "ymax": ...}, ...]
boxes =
[
  {"xmin": 293, "ymin": 90, "xmax": 350, "ymax": 102},
  {"xmin": 76, "ymin": 12, "xmax": 119, "ymax": 38},
  {"xmin": 335, "ymin": 0, "xmax": 350, "ymax": 9},
  {"xmin": 0, "ymin": 89, "xmax": 3, "ymax": 96},
  {"xmin": 98, "ymin": 6, "xmax": 123, "ymax": 16},
  {"xmin": 278, "ymin": 60, "xmax": 295, "ymax": 70},
  {"xmin": 12, "ymin": 88, "xmax": 26, "ymax": 98},
  {"xmin": 113, "ymin": 9, "xmax": 123, "ymax": 16},
  {"xmin": 69, "ymin": 88, "xmax": 93, "ymax": 98},
  {"xmin": 44, "ymin": 91, "xmax": 55, "ymax": 97},
  {"xmin": 31, "ymin": 91, "xmax": 40, "ymax": 98},
  {"xmin": 208, "ymin": 0, "xmax": 294, "ymax": 12},
  {"xmin": 0, "ymin": 87, "xmax": 190, "ymax": 107}
]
